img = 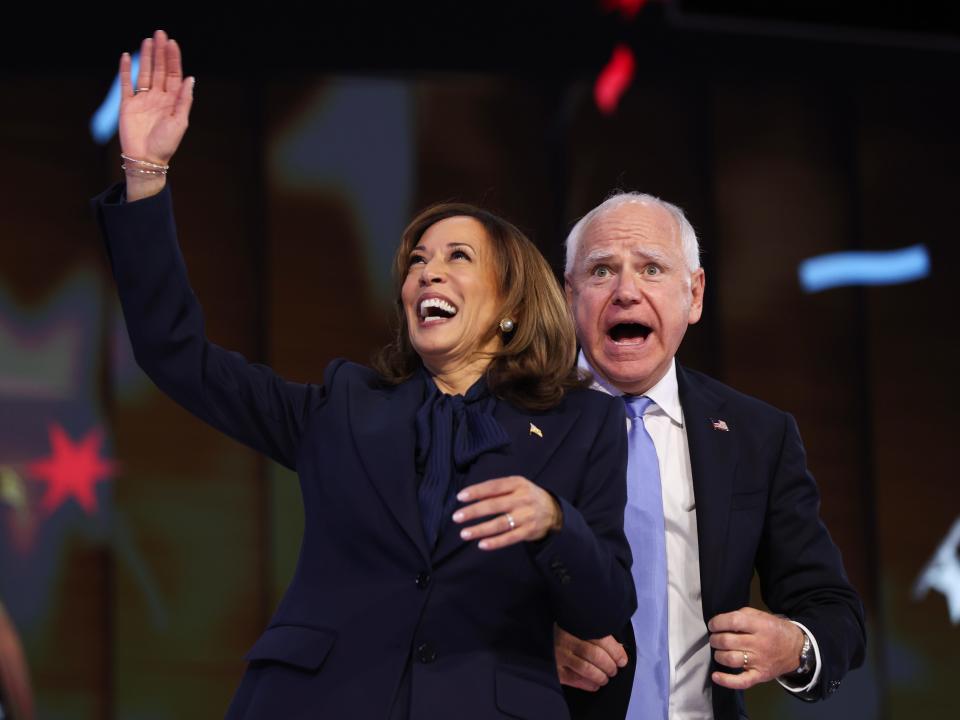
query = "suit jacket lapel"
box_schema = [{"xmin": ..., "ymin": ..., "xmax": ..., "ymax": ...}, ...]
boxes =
[
  {"xmin": 350, "ymin": 375, "xmax": 432, "ymax": 564},
  {"xmin": 431, "ymin": 400, "xmax": 582, "ymax": 565},
  {"xmin": 678, "ymin": 365, "xmax": 739, "ymax": 619}
]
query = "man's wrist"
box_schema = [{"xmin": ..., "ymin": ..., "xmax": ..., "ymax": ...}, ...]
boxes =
[{"xmin": 777, "ymin": 621, "xmax": 821, "ymax": 694}]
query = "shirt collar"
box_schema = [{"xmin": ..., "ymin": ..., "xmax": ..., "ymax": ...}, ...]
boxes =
[{"xmin": 577, "ymin": 350, "xmax": 684, "ymax": 427}]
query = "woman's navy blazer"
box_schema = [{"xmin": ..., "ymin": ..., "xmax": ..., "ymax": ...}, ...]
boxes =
[{"xmin": 93, "ymin": 183, "xmax": 636, "ymax": 720}]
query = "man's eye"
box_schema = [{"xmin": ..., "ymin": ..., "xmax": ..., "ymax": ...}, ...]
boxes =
[
  {"xmin": 644, "ymin": 265, "xmax": 661, "ymax": 276},
  {"xmin": 592, "ymin": 265, "xmax": 611, "ymax": 278}
]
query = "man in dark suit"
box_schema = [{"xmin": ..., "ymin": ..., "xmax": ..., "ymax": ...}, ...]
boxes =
[{"xmin": 556, "ymin": 193, "xmax": 865, "ymax": 719}]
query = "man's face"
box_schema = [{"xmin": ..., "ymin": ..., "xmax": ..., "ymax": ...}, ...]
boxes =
[{"xmin": 565, "ymin": 202, "xmax": 705, "ymax": 395}]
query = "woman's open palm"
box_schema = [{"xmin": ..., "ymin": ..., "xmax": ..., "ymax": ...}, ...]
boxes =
[{"xmin": 118, "ymin": 29, "xmax": 193, "ymax": 166}]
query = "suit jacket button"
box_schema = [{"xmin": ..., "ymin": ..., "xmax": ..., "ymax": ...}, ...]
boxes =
[
  {"xmin": 416, "ymin": 572, "xmax": 431, "ymax": 589},
  {"xmin": 416, "ymin": 643, "xmax": 437, "ymax": 663}
]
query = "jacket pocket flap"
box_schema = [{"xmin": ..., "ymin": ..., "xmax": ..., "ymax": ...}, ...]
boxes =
[
  {"xmin": 243, "ymin": 625, "xmax": 335, "ymax": 671},
  {"xmin": 495, "ymin": 668, "xmax": 568, "ymax": 719}
]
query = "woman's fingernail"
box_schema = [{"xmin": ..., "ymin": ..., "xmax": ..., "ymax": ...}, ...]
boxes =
[
  {"xmin": 478, "ymin": 540, "xmax": 490, "ymax": 550},
  {"xmin": 460, "ymin": 529, "xmax": 472, "ymax": 540},
  {"xmin": 452, "ymin": 511, "xmax": 464, "ymax": 522},
  {"xmin": 457, "ymin": 490, "xmax": 470, "ymax": 501}
]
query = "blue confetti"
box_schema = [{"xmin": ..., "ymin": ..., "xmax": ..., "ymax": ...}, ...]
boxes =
[
  {"xmin": 799, "ymin": 244, "xmax": 930, "ymax": 293},
  {"xmin": 90, "ymin": 53, "xmax": 140, "ymax": 144}
]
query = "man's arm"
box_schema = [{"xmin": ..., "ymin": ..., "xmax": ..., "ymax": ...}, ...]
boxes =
[{"xmin": 712, "ymin": 412, "xmax": 866, "ymax": 700}]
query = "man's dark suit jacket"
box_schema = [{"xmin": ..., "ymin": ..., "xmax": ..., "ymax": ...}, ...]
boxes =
[
  {"xmin": 564, "ymin": 364, "xmax": 866, "ymax": 720},
  {"xmin": 93, "ymin": 183, "xmax": 636, "ymax": 720}
]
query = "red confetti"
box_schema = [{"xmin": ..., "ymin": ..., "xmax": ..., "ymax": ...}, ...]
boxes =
[
  {"xmin": 27, "ymin": 424, "xmax": 118, "ymax": 514},
  {"xmin": 594, "ymin": 44, "xmax": 636, "ymax": 115},
  {"xmin": 601, "ymin": 0, "xmax": 648, "ymax": 20}
]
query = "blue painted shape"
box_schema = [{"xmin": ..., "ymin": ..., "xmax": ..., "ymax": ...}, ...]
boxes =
[
  {"xmin": 90, "ymin": 53, "xmax": 140, "ymax": 144},
  {"xmin": 270, "ymin": 79, "xmax": 414, "ymax": 303},
  {"xmin": 799, "ymin": 244, "xmax": 930, "ymax": 293}
]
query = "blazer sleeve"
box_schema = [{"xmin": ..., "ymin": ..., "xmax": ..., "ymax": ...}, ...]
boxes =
[
  {"xmin": 531, "ymin": 395, "xmax": 636, "ymax": 639},
  {"xmin": 92, "ymin": 182, "xmax": 326, "ymax": 471},
  {"xmin": 756, "ymin": 412, "xmax": 866, "ymax": 702}
]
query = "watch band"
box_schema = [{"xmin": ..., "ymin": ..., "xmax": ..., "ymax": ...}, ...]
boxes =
[{"xmin": 795, "ymin": 632, "xmax": 814, "ymax": 675}]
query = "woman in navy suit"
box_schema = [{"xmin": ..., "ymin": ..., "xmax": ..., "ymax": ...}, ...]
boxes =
[{"xmin": 94, "ymin": 30, "xmax": 635, "ymax": 719}]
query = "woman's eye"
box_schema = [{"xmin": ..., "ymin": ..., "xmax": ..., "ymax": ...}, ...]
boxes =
[
  {"xmin": 408, "ymin": 254, "xmax": 426, "ymax": 268},
  {"xmin": 451, "ymin": 249, "xmax": 470, "ymax": 261}
]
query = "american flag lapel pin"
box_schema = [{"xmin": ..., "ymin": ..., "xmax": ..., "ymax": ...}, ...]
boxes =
[
  {"xmin": 710, "ymin": 418, "xmax": 730, "ymax": 432},
  {"xmin": 529, "ymin": 422, "xmax": 543, "ymax": 438}
]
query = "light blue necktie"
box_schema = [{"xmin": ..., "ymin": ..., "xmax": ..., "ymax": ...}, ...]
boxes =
[{"xmin": 623, "ymin": 395, "xmax": 669, "ymax": 720}]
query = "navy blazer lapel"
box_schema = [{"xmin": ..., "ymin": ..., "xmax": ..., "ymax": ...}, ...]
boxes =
[
  {"xmin": 678, "ymin": 365, "xmax": 739, "ymax": 619},
  {"xmin": 431, "ymin": 399, "xmax": 582, "ymax": 565},
  {"xmin": 350, "ymin": 375, "xmax": 431, "ymax": 564}
]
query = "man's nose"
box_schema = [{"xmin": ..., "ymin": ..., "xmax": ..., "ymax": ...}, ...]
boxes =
[{"xmin": 612, "ymin": 271, "xmax": 641, "ymax": 305}]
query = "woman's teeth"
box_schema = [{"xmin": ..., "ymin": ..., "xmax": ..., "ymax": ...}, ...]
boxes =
[{"xmin": 419, "ymin": 297, "xmax": 458, "ymax": 321}]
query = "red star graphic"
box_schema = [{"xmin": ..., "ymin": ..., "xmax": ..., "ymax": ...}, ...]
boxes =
[{"xmin": 27, "ymin": 423, "xmax": 118, "ymax": 514}]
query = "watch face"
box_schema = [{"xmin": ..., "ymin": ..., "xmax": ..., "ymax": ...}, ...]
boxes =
[{"xmin": 798, "ymin": 635, "xmax": 814, "ymax": 674}]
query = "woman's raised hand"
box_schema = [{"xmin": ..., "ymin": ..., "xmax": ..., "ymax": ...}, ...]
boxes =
[{"xmin": 118, "ymin": 29, "xmax": 194, "ymax": 199}]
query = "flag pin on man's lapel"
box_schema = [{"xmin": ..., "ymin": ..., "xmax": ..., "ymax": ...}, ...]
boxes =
[
  {"xmin": 529, "ymin": 422, "xmax": 543, "ymax": 438},
  {"xmin": 710, "ymin": 418, "xmax": 730, "ymax": 432}
]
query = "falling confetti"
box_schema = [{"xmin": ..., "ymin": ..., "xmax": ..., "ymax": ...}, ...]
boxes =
[
  {"xmin": 594, "ymin": 44, "xmax": 636, "ymax": 115},
  {"xmin": 601, "ymin": 0, "xmax": 648, "ymax": 20}
]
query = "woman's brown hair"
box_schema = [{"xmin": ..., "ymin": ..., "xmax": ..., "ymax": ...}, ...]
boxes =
[{"xmin": 373, "ymin": 203, "xmax": 586, "ymax": 411}]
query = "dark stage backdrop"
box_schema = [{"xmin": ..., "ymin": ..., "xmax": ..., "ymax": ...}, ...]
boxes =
[{"xmin": 1, "ymin": 10, "xmax": 958, "ymax": 719}]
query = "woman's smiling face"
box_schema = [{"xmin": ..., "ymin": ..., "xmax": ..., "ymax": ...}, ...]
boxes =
[{"xmin": 401, "ymin": 215, "xmax": 504, "ymax": 372}]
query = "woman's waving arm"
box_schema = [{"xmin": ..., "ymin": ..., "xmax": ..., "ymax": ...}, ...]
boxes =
[{"xmin": 94, "ymin": 30, "xmax": 323, "ymax": 469}]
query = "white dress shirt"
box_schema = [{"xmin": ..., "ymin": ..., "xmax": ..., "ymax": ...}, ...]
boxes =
[
  {"xmin": 579, "ymin": 353, "xmax": 820, "ymax": 719},
  {"xmin": 581, "ymin": 353, "xmax": 713, "ymax": 718}
]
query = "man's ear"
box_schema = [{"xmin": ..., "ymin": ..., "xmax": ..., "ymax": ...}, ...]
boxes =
[
  {"xmin": 688, "ymin": 268, "xmax": 706, "ymax": 325},
  {"xmin": 564, "ymin": 275, "xmax": 574, "ymax": 309}
]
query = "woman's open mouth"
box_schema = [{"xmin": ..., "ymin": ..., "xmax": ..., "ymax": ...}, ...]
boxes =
[{"xmin": 418, "ymin": 297, "xmax": 459, "ymax": 324}]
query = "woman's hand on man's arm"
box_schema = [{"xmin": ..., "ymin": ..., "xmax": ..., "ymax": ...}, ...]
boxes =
[{"xmin": 452, "ymin": 476, "xmax": 563, "ymax": 550}]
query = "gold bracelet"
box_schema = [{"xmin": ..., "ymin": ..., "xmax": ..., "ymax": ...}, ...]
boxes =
[
  {"xmin": 120, "ymin": 153, "xmax": 170, "ymax": 172},
  {"xmin": 121, "ymin": 164, "xmax": 167, "ymax": 176}
]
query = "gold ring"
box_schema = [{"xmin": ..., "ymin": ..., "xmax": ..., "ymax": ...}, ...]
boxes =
[
  {"xmin": 136, "ymin": 87, "xmax": 151, "ymax": 93},
  {"xmin": 742, "ymin": 651, "xmax": 749, "ymax": 669}
]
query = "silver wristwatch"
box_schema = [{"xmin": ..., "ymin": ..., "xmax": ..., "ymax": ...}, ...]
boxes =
[{"xmin": 795, "ymin": 632, "xmax": 814, "ymax": 675}]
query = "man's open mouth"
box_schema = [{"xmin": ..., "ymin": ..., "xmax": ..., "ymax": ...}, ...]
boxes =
[{"xmin": 607, "ymin": 322, "xmax": 652, "ymax": 344}]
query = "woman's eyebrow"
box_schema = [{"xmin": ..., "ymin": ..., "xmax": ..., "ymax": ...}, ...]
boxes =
[{"xmin": 410, "ymin": 242, "xmax": 476, "ymax": 253}]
